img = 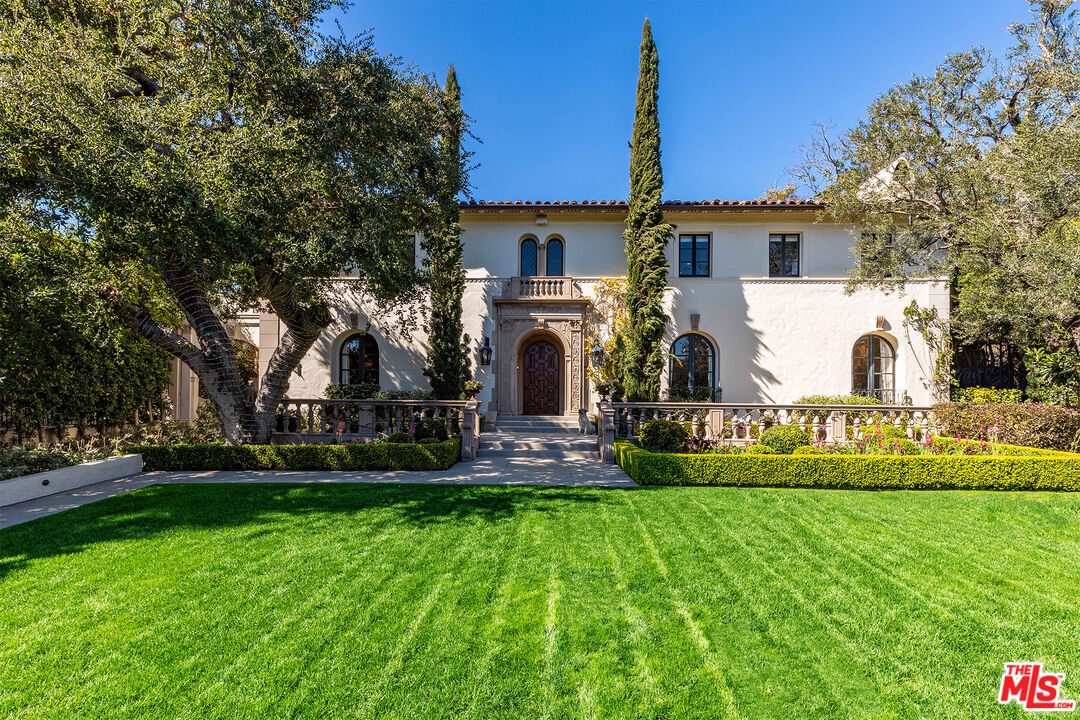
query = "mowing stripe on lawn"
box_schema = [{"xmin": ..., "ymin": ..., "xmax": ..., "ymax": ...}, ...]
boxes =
[
  {"xmin": 620, "ymin": 491, "xmax": 743, "ymax": 720},
  {"xmin": 656, "ymin": 491, "xmax": 887, "ymax": 719}
]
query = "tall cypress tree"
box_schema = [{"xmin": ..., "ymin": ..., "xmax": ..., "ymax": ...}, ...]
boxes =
[
  {"xmin": 623, "ymin": 19, "xmax": 674, "ymax": 401},
  {"xmin": 423, "ymin": 65, "xmax": 471, "ymax": 399}
]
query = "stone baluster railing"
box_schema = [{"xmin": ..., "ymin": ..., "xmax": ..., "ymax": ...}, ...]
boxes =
[
  {"xmin": 602, "ymin": 402, "xmax": 938, "ymax": 463},
  {"xmin": 273, "ymin": 399, "xmax": 475, "ymax": 454}
]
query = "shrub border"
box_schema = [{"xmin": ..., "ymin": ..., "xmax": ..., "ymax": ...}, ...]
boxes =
[
  {"xmin": 136, "ymin": 439, "xmax": 461, "ymax": 472},
  {"xmin": 615, "ymin": 440, "xmax": 1080, "ymax": 491}
]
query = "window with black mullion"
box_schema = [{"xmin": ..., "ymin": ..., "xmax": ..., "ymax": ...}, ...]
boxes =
[
  {"xmin": 768, "ymin": 233, "xmax": 800, "ymax": 277},
  {"xmin": 678, "ymin": 234, "xmax": 710, "ymax": 277}
]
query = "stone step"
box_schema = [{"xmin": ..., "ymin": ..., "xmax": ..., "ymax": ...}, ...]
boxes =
[
  {"xmin": 480, "ymin": 438, "xmax": 597, "ymax": 452},
  {"xmin": 494, "ymin": 419, "xmax": 583, "ymax": 432},
  {"xmin": 492, "ymin": 429, "xmax": 584, "ymax": 438},
  {"xmin": 498, "ymin": 415, "xmax": 578, "ymax": 424},
  {"xmin": 479, "ymin": 448, "xmax": 598, "ymax": 460}
]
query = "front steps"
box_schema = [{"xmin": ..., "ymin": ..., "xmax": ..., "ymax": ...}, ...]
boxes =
[{"xmin": 481, "ymin": 415, "xmax": 598, "ymax": 460}]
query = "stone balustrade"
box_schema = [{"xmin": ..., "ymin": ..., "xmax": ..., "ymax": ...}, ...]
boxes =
[
  {"xmin": 274, "ymin": 398, "xmax": 480, "ymax": 461},
  {"xmin": 502, "ymin": 276, "xmax": 581, "ymax": 301},
  {"xmin": 597, "ymin": 401, "xmax": 938, "ymax": 462}
]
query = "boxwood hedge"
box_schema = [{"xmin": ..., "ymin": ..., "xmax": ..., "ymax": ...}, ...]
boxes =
[
  {"xmin": 136, "ymin": 438, "xmax": 461, "ymax": 472},
  {"xmin": 614, "ymin": 440, "xmax": 1080, "ymax": 491}
]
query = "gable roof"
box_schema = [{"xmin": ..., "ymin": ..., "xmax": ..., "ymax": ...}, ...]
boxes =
[{"xmin": 459, "ymin": 199, "xmax": 823, "ymax": 212}]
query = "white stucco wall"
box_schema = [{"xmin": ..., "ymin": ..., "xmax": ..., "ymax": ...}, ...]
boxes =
[
  {"xmin": 259, "ymin": 209, "xmax": 949, "ymax": 411},
  {"xmin": 662, "ymin": 278, "xmax": 947, "ymax": 404}
]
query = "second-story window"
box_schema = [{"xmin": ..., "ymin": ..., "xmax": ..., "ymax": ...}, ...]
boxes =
[
  {"xmin": 678, "ymin": 234, "xmax": 710, "ymax": 277},
  {"xmin": 545, "ymin": 238, "xmax": 564, "ymax": 276},
  {"xmin": 520, "ymin": 238, "xmax": 538, "ymax": 276},
  {"xmin": 769, "ymin": 233, "xmax": 800, "ymax": 277}
]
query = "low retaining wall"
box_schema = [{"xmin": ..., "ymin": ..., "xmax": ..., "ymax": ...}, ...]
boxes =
[{"xmin": 0, "ymin": 454, "xmax": 143, "ymax": 507}]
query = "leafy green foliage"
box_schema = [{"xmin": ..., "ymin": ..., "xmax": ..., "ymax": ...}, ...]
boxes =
[
  {"xmin": 385, "ymin": 432, "xmax": 415, "ymax": 444},
  {"xmin": 423, "ymin": 66, "xmax": 472, "ymax": 399},
  {"xmin": 616, "ymin": 439, "xmax": 1080, "ymax": 490},
  {"xmin": 758, "ymin": 425, "xmax": 812, "ymax": 455},
  {"xmin": 0, "ymin": 0, "xmax": 454, "ymax": 443},
  {"xmin": 953, "ymin": 387, "xmax": 1024, "ymax": 403},
  {"xmin": 1024, "ymin": 346, "xmax": 1080, "ymax": 405},
  {"xmin": 136, "ymin": 438, "xmax": 461, "ymax": 471},
  {"xmin": 0, "ymin": 228, "xmax": 170, "ymax": 439},
  {"xmin": 622, "ymin": 20, "xmax": 673, "ymax": 402},
  {"xmin": 794, "ymin": 394, "xmax": 879, "ymax": 406},
  {"xmin": 798, "ymin": 3, "xmax": 1080, "ymax": 381},
  {"xmin": 639, "ymin": 419, "xmax": 689, "ymax": 452},
  {"xmin": 863, "ymin": 424, "xmax": 907, "ymax": 442},
  {"xmin": 930, "ymin": 436, "xmax": 1077, "ymax": 457},
  {"xmin": 0, "ymin": 446, "xmax": 78, "ymax": 481},
  {"xmin": 324, "ymin": 383, "xmax": 434, "ymax": 401},
  {"xmin": 932, "ymin": 401, "xmax": 1080, "ymax": 451},
  {"xmin": 663, "ymin": 385, "xmax": 715, "ymax": 402},
  {"xmin": 414, "ymin": 418, "xmax": 449, "ymax": 442}
]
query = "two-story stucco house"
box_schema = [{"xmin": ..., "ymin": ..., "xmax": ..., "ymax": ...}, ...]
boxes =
[{"xmin": 202, "ymin": 198, "xmax": 944, "ymax": 420}]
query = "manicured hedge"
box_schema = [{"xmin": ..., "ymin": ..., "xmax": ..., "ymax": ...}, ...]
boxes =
[
  {"xmin": 136, "ymin": 439, "xmax": 461, "ymax": 472},
  {"xmin": 614, "ymin": 440, "xmax": 1080, "ymax": 491}
]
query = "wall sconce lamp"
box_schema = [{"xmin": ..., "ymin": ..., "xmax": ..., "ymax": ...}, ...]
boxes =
[
  {"xmin": 479, "ymin": 336, "xmax": 493, "ymax": 366},
  {"xmin": 590, "ymin": 343, "xmax": 604, "ymax": 368}
]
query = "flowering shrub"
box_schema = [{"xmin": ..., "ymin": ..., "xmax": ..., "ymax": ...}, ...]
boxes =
[{"xmin": 932, "ymin": 402, "xmax": 1080, "ymax": 451}]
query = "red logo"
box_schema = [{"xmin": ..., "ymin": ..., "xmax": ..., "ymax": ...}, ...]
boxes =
[{"xmin": 999, "ymin": 663, "xmax": 1075, "ymax": 712}]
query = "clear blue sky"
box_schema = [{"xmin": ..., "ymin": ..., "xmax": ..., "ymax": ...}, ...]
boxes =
[{"xmin": 328, "ymin": 0, "xmax": 1030, "ymax": 201}]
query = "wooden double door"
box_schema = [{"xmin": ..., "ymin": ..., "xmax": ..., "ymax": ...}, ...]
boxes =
[{"xmin": 521, "ymin": 339, "xmax": 561, "ymax": 415}]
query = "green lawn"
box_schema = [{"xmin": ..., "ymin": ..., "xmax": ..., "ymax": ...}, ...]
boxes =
[{"xmin": 2, "ymin": 485, "xmax": 1078, "ymax": 719}]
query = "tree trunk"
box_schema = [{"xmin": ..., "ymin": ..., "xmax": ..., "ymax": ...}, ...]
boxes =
[{"xmin": 106, "ymin": 260, "xmax": 329, "ymax": 444}]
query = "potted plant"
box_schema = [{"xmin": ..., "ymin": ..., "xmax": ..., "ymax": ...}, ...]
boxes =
[
  {"xmin": 463, "ymin": 380, "xmax": 483, "ymax": 400},
  {"xmin": 596, "ymin": 381, "xmax": 614, "ymax": 400}
]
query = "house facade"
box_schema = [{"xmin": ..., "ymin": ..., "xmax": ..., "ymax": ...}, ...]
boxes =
[{"xmin": 227, "ymin": 199, "xmax": 946, "ymax": 418}]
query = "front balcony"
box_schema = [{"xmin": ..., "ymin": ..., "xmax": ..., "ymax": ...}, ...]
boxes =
[{"xmin": 498, "ymin": 276, "xmax": 583, "ymax": 302}]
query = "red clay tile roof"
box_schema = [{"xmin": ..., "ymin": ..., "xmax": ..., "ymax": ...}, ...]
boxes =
[{"xmin": 459, "ymin": 199, "xmax": 822, "ymax": 211}]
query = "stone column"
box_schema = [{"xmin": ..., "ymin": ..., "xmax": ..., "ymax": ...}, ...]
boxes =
[
  {"xmin": 461, "ymin": 400, "xmax": 480, "ymax": 461},
  {"xmin": 599, "ymin": 401, "xmax": 616, "ymax": 463}
]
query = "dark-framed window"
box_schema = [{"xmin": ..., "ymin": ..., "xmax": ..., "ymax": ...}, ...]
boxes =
[
  {"xmin": 852, "ymin": 334, "xmax": 895, "ymax": 403},
  {"xmin": 768, "ymin": 233, "xmax": 800, "ymax": 277},
  {"xmin": 545, "ymin": 238, "xmax": 564, "ymax": 276},
  {"xmin": 339, "ymin": 333, "xmax": 379, "ymax": 386},
  {"xmin": 679, "ymin": 234, "xmax": 710, "ymax": 277},
  {"xmin": 670, "ymin": 333, "xmax": 715, "ymax": 394},
  {"xmin": 520, "ymin": 238, "xmax": 538, "ymax": 277}
]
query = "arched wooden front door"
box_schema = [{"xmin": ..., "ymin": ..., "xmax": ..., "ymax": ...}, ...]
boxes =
[{"xmin": 521, "ymin": 339, "xmax": 561, "ymax": 415}]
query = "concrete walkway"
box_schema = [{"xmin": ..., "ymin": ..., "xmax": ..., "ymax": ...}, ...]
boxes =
[{"xmin": 0, "ymin": 437, "xmax": 635, "ymax": 529}]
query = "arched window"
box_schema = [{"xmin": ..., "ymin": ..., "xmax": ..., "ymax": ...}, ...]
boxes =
[
  {"xmin": 670, "ymin": 333, "xmax": 715, "ymax": 399},
  {"xmin": 852, "ymin": 335, "xmax": 895, "ymax": 402},
  {"xmin": 545, "ymin": 238, "xmax": 564, "ymax": 276},
  {"xmin": 339, "ymin": 333, "xmax": 379, "ymax": 386},
  {"xmin": 520, "ymin": 238, "xmax": 538, "ymax": 277}
]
